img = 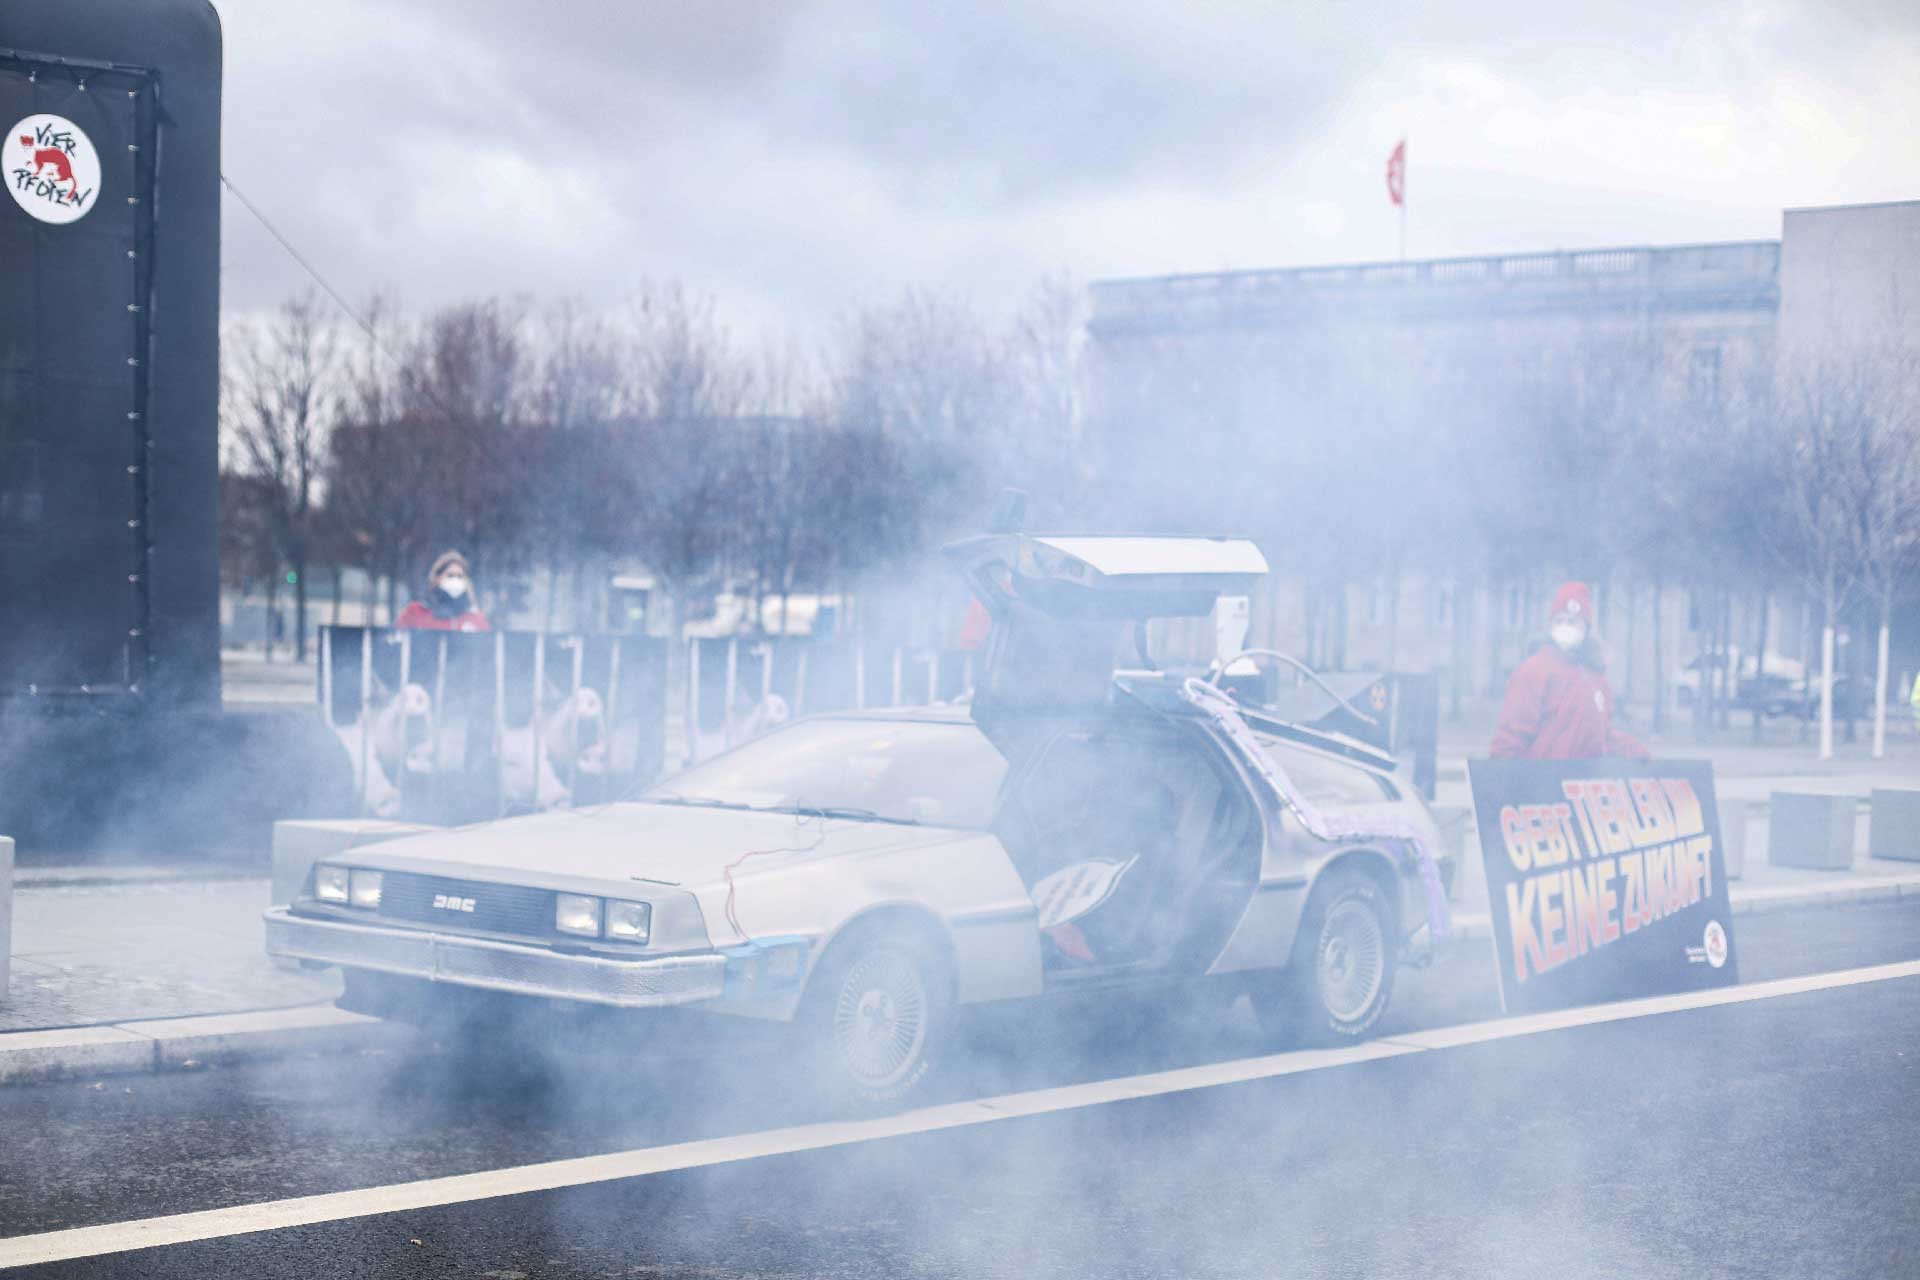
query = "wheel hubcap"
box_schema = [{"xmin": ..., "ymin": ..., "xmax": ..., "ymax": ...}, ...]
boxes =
[
  {"xmin": 1317, "ymin": 898, "xmax": 1385, "ymax": 1024},
  {"xmin": 832, "ymin": 949, "xmax": 928, "ymax": 1090}
]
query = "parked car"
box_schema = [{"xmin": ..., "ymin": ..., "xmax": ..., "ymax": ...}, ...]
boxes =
[
  {"xmin": 1799, "ymin": 671, "xmax": 1870, "ymax": 722},
  {"xmin": 1674, "ymin": 650, "xmax": 1867, "ymax": 722},
  {"xmin": 1672, "ymin": 648, "xmax": 1804, "ymax": 715},
  {"xmin": 264, "ymin": 534, "xmax": 1453, "ymax": 1110}
]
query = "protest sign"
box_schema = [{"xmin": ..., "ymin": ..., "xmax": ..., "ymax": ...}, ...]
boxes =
[{"xmin": 1468, "ymin": 757, "xmax": 1739, "ymax": 1014}]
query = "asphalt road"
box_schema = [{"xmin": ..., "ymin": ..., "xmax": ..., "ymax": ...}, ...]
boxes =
[{"xmin": 4, "ymin": 901, "xmax": 1919, "ymax": 1278}]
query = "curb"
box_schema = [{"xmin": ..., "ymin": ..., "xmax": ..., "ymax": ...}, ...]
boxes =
[
  {"xmin": 0, "ymin": 1004, "xmax": 414, "ymax": 1086},
  {"xmin": 1445, "ymin": 873, "xmax": 1920, "ymax": 942},
  {"xmin": 14, "ymin": 867, "xmax": 266, "ymax": 890}
]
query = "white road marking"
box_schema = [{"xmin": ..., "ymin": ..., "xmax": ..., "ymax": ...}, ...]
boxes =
[
  {"xmin": 4, "ymin": 957, "xmax": 1919, "ymax": 1270},
  {"xmin": 1379, "ymin": 958, "xmax": 1920, "ymax": 1050}
]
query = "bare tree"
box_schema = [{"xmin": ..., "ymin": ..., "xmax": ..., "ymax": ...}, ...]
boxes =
[
  {"xmin": 216, "ymin": 469, "xmax": 281, "ymax": 647},
  {"xmin": 1762, "ymin": 355, "xmax": 1882, "ymax": 758},
  {"xmin": 1003, "ymin": 275, "xmax": 1096, "ymax": 519},
  {"xmin": 622, "ymin": 284, "xmax": 752, "ymax": 620},
  {"xmin": 830, "ymin": 289, "xmax": 1011, "ymax": 547},
  {"xmin": 322, "ymin": 295, "xmax": 433, "ymax": 623},
  {"xmin": 223, "ymin": 293, "xmax": 339, "ymax": 660},
  {"xmin": 1842, "ymin": 338, "xmax": 1920, "ymax": 756},
  {"xmin": 398, "ymin": 299, "xmax": 535, "ymax": 587},
  {"xmin": 532, "ymin": 298, "xmax": 632, "ymax": 431},
  {"xmin": 527, "ymin": 299, "xmax": 635, "ymax": 628},
  {"xmin": 604, "ymin": 283, "xmax": 756, "ymax": 756}
]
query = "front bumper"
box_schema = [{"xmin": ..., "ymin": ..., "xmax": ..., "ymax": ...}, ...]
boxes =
[{"xmin": 263, "ymin": 907, "xmax": 727, "ymax": 1009}]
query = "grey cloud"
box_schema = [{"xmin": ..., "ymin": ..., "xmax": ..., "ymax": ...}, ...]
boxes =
[{"xmin": 209, "ymin": 0, "xmax": 1918, "ymax": 333}]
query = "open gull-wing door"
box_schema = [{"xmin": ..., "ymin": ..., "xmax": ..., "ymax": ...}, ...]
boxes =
[{"xmin": 944, "ymin": 534, "xmax": 1267, "ymax": 757}]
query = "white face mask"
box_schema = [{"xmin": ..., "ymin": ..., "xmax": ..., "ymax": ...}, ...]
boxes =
[
  {"xmin": 438, "ymin": 574, "xmax": 469, "ymax": 600},
  {"xmin": 1551, "ymin": 620, "xmax": 1586, "ymax": 652}
]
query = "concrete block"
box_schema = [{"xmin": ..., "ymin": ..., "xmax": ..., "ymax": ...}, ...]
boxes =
[
  {"xmin": 1868, "ymin": 790, "xmax": 1920, "ymax": 862},
  {"xmin": 0, "ymin": 835, "xmax": 11, "ymax": 998},
  {"xmin": 1768, "ymin": 792, "xmax": 1855, "ymax": 870},
  {"xmin": 1716, "ymin": 799, "xmax": 1751, "ymax": 880},
  {"xmin": 270, "ymin": 818, "xmax": 436, "ymax": 907}
]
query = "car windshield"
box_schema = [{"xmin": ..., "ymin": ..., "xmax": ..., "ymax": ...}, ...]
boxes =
[{"xmin": 641, "ymin": 718, "xmax": 1007, "ymax": 829}]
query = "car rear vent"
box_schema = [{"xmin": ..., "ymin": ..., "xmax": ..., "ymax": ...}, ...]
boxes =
[{"xmin": 379, "ymin": 873, "xmax": 555, "ymax": 938}]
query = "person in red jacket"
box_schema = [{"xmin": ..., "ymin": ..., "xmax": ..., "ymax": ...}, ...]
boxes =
[
  {"xmin": 1491, "ymin": 581, "xmax": 1647, "ymax": 760},
  {"xmin": 395, "ymin": 550, "xmax": 491, "ymax": 632}
]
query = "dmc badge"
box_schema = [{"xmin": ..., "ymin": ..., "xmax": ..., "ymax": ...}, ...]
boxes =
[{"xmin": 5, "ymin": 114, "xmax": 100, "ymax": 224}]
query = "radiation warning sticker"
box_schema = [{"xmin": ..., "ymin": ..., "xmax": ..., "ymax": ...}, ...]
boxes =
[{"xmin": 5, "ymin": 115, "xmax": 100, "ymax": 224}]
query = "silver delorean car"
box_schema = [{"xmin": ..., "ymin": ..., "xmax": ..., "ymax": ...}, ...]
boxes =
[{"xmin": 265, "ymin": 534, "xmax": 1453, "ymax": 1109}]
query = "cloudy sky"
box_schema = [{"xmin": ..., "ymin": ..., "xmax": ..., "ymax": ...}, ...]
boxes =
[{"xmin": 212, "ymin": 0, "xmax": 1920, "ymax": 337}]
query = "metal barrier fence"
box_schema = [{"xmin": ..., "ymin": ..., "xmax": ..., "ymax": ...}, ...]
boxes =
[
  {"xmin": 317, "ymin": 627, "xmax": 980, "ymax": 821},
  {"xmin": 684, "ymin": 635, "xmax": 978, "ymax": 760},
  {"xmin": 318, "ymin": 627, "xmax": 667, "ymax": 821}
]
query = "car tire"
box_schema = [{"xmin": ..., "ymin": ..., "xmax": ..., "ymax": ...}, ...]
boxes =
[
  {"xmin": 1256, "ymin": 869, "xmax": 1397, "ymax": 1044},
  {"xmin": 798, "ymin": 925, "xmax": 953, "ymax": 1113}
]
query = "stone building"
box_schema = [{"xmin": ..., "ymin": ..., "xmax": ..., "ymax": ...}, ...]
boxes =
[{"xmin": 1087, "ymin": 200, "xmax": 1920, "ymax": 724}]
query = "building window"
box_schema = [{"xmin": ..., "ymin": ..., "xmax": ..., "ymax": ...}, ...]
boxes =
[{"xmin": 1689, "ymin": 346, "xmax": 1721, "ymax": 404}]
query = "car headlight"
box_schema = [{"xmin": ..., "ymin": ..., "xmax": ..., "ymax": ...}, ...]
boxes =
[
  {"xmin": 349, "ymin": 869, "xmax": 383, "ymax": 909},
  {"xmin": 314, "ymin": 864, "xmax": 350, "ymax": 903},
  {"xmin": 605, "ymin": 900, "xmax": 651, "ymax": 943},
  {"xmin": 555, "ymin": 893, "xmax": 603, "ymax": 937}
]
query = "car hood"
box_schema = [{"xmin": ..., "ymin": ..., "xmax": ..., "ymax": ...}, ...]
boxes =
[{"xmin": 335, "ymin": 802, "xmax": 953, "ymax": 892}]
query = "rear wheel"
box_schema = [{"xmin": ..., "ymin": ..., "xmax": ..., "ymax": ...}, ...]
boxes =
[
  {"xmin": 1255, "ymin": 869, "xmax": 1397, "ymax": 1044},
  {"xmin": 799, "ymin": 926, "xmax": 953, "ymax": 1112}
]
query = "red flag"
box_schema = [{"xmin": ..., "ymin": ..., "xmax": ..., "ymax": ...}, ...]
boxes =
[{"xmin": 1386, "ymin": 138, "xmax": 1406, "ymax": 207}]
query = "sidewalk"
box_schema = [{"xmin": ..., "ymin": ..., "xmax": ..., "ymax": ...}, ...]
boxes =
[
  {"xmin": 2, "ymin": 874, "xmax": 339, "ymax": 1033},
  {"xmin": 220, "ymin": 648, "xmax": 319, "ymax": 712},
  {"xmin": 0, "ymin": 872, "xmax": 409, "ymax": 1084}
]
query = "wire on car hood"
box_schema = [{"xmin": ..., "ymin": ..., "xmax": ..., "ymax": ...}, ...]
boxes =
[{"xmin": 720, "ymin": 811, "xmax": 831, "ymax": 943}]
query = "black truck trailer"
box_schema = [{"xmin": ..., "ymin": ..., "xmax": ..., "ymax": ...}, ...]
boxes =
[
  {"xmin": 2, "ymin": 0, "xmax": 222, "ymax": 710},
  {"xmin": 0, "ymin": 2, "xmax": 347, "ymax": 852}
]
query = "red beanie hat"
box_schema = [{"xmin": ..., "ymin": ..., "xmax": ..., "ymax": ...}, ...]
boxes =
[{"xmin": 1549, "ymin": 581, "xmax": 1593, "ymax": 622}]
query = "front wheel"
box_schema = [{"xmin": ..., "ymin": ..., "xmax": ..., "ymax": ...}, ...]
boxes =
[
  {"xmin": 798, "ymin": 928, "xmax": 953, "ymax": 1113},
  {"xmin": 1255, "ymin": 870, "xmax": 1397, "ymax": 1044}
]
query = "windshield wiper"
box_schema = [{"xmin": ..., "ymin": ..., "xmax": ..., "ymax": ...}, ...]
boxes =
[
  {"xmin": 764, "ymin": 804, "xmax": 920, "ymax": 826},
  {"xmin": 645, "ymin": 794, "xmax": 755, "ymax": 811}
]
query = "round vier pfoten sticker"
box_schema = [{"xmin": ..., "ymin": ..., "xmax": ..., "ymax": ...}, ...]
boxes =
[
  {"xmin": 1703, "ymin": 919, "xmax": 1728, "ymax": 969},
  {"xmin": 5, "ymin": 114, "xmax": 100, "ymax": 224}
]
